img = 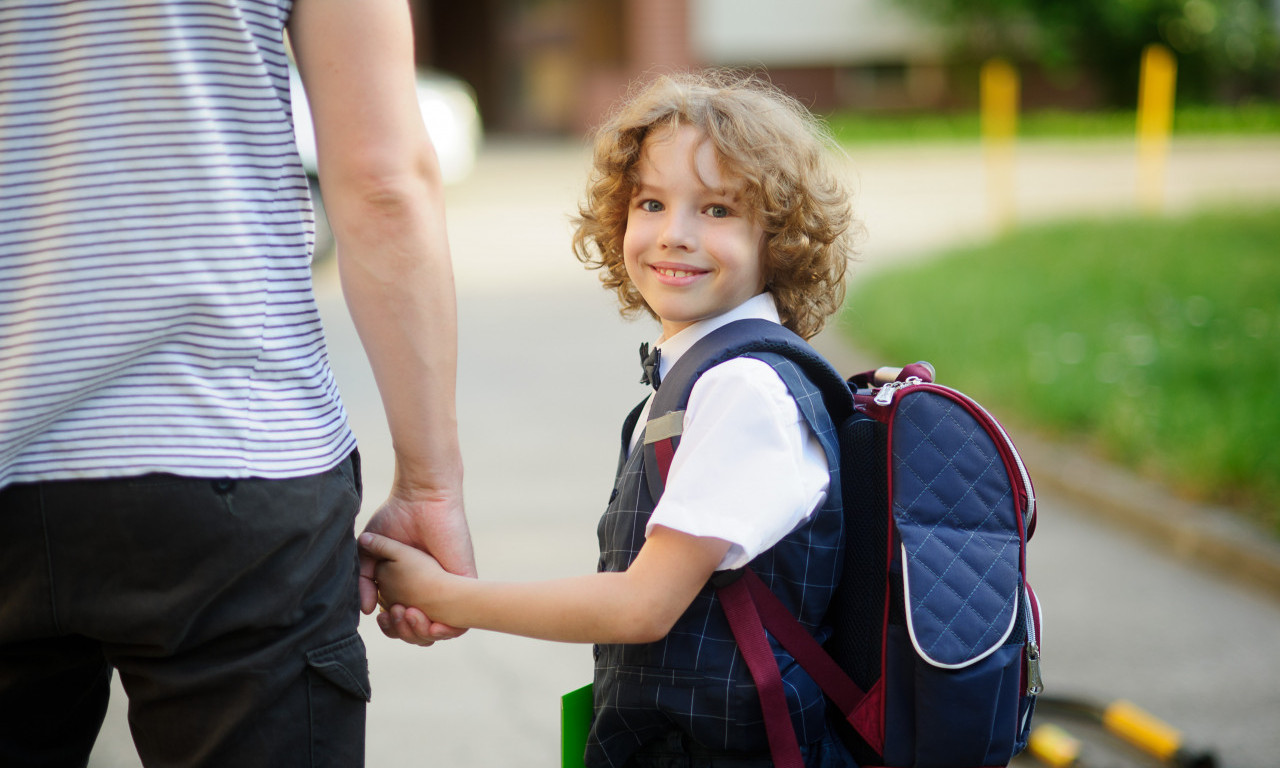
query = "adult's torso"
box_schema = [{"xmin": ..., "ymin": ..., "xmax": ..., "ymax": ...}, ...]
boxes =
[{"xmin": 0, "ymin": 0, "xmax": 355, "ymax": 488}]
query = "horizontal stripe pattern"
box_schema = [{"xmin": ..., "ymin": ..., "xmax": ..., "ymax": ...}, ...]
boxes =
[{"xmin": 0, "ymin": 0, "xmax": 357, "ymax": 488}]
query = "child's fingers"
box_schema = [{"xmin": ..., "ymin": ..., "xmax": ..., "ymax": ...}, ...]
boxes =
[
  {"xmin": 424, "ymin": 618, "xmax": 468, "ymax": 641},
  {"xmin": 377, "ymin": 605, "xmax": 438, "ymax": 647},
  {"xmin": 358, "ymin": 531, "xmax": 404, "ymax": 561}
]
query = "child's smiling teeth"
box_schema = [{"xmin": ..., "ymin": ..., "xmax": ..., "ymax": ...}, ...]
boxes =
[{"xmin": 655, "ymin": 267, "xmax": 698, "ymax": 278}]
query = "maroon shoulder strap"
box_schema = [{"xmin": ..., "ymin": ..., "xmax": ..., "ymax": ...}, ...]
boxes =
[
  {"xmin": 718, "ymin": 575, "xmax": 806, "ymax": 768},
  {"xmin": 718, "ymin": 569, "xmax": 885, "ymax": 759}
]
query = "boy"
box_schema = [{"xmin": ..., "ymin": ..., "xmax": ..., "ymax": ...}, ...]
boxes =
[{"xmin": 361, "ymin": 70, "xmax": 860, "ymax": 767}]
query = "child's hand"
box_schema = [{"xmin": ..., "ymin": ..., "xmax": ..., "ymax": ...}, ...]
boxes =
[{"xmin": 358, "ymin": 532, "xmax": 453, "ymax": 640}]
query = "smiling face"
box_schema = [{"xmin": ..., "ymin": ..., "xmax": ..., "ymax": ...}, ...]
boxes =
[{"xmin": 622, "ymin": 125, "xmax": 767, "ymax": 340}]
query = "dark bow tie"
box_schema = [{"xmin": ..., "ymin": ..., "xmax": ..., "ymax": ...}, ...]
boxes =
[{"xmin": 639, "ymin": 342, "xmax": 662, "ymax": 389}]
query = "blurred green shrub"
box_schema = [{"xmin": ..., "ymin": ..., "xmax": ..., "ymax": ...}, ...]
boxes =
[{"xmin": 841, "ymin": 206, "xmax": 1280, "ymax": 533}]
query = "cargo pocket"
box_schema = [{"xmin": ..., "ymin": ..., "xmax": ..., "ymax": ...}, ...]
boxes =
[
  {"xmin": 306, "ymin": 633, "xmax": 370, "ymax": 766},
  {"xmin": 307, "ymin": 632, "xmax": 371, "ymax": 702}
]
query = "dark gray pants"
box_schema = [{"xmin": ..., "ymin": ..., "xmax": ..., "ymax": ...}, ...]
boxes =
[{"xmin": 0, "ymin": 452, "xmax": 369, "ymax": 768}]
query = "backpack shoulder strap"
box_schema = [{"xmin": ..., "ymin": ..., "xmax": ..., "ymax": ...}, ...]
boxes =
[
  {"xmin": 641, "ymin": 318, "xmax": 852, "ymax": 504},
  {"xmin": 721, "ymin": 570, "xmax": 882, "ymax": 756}
]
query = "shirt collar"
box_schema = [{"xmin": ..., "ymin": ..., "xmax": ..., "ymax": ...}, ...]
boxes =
[{"xmin": 653, "ymin": 293, "xmax": 781, "ymax": 385}]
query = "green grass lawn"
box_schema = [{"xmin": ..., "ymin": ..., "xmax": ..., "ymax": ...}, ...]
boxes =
[
  {"xmin": 840, "ymin": 207, "xmax": 1280, "ymax": 534},
  {"xmin": 825, "ymin": 102, "xmax": 1280, "ymax": 143}
]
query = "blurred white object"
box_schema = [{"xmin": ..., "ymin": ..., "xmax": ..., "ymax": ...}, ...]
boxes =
[{"xmin": 289, "ymin": 65, "xmax": 481, "ymax": 186}]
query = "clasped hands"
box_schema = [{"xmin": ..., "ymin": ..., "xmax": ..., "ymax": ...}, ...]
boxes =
[
  {"xmin": 360, "ymin": 531, "xmax": 462, "ymax": 645},
  {"xmin": 357, "ymin": 493, "xmax": 476, "ymax": 647}
]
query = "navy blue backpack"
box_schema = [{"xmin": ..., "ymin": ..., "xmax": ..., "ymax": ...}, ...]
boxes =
[{"xmin": 643, "ymin": 319, "xmax": 1042, "ymax": 768}]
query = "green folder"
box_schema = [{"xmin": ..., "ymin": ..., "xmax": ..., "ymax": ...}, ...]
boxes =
[{"xmin": 561, "ymin": 683, "xmax": 593, "ymax": 768}]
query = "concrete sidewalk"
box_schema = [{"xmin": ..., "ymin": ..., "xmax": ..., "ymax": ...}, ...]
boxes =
[{"xmin": 88, "ymin": 136, "xmax": 1280, "ymax": 768}]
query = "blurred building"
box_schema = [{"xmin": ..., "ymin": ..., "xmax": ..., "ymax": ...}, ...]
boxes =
[{"xmin": 411, "ymin": 0, "xmax": 947, "ymax": 134}]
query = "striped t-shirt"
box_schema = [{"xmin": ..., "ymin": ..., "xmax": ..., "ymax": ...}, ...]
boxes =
[{"xmin": 0, "ymin": 0, "xmax": 357, "ymax": 489}]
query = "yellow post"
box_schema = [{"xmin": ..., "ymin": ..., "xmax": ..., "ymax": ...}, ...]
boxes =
[
  {"xmin": 1136, "ymin": 43, "xmax": 1177, "ymax": 212},
  {"xmin": 1102, "ymin": 699, "xmax": 1185, "ymax": 762},
  {"xmin": 981, "ymin": 58, "xmax": 1019, "ymax": 232},
  {"xmin": 1026, "ymin": 723, "xmax": 1083, "ymax": 768}
]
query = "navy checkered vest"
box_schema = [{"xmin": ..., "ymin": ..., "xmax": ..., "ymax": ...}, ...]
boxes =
[{"xmin": 585, "ymin": 353, "xmax": 844, "ymax": 768}]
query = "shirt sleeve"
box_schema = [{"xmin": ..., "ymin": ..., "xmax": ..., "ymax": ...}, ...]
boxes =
[{"xmin": 646, "ymin": 357, "xmax": 830, "ymax": 571}]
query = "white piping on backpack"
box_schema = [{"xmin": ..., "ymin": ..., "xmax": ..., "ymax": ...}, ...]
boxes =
[{"xmin": 900, "ymin": 541, "xmax": 1019, "ymax": 670}]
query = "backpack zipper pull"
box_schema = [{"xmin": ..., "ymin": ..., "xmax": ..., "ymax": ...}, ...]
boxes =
[
  {"xmin": 1025, "ymin": 641, "xmax": 1044, "ymax": 695},
  {"xmin": 872, "ymin": 376, "xmax": 921, "ymax": 406}
]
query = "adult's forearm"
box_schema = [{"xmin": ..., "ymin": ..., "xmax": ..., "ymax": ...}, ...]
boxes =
[
  {"xmin": 288, "ymin": 0, "xmax": 462, "ymax": 498},
  {"xmin": 329, "ymin": 167, "xmax": 463, "ymax": 495}
]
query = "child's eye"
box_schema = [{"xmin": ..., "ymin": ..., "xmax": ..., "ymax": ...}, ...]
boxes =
[
  {"xmin": 639, "ymin": 200, "xmax": 664, "ymax": 213},
  {"xmin": 706, "ymin": 204, "xmax": 730, "ymax": 218}
]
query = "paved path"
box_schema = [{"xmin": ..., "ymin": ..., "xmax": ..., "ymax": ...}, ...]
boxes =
[{"xmin": 89, "ymin": 137, "xmax": 1280, "ymax": 767}]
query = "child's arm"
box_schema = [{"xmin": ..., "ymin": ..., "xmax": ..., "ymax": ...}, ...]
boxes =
[{"xmin": 360, "ymin": 526, "xmax": 730, "ymax": 644}]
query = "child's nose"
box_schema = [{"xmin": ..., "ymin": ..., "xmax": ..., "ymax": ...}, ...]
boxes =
[{"xmin": 659, "ymin": 211, "xmax": 695, "ymax": 250}]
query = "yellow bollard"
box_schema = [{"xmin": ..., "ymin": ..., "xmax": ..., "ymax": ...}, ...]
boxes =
[
  {"xmin": 1137, "ymin": 43, "xmax": 1177, "ymax": 212},
  {"xmin": 1026, "ymin": 723, "xmax": 1083, "ymax": 768},
  {"xmin": 981, "ymin": 58, "xmax": 1019, "ymax": 232},
  {"xmin": 1101, "ymin": 699, "xmax": 1184, "ymax": 762}
]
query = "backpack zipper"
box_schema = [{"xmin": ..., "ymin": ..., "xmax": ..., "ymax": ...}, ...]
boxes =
[
  {"xmin": 1024, "ymin": 585, "xmax": 1044, "ymax": 696},
  {"xmin": 872, "ymin": 376, "xmax": 922, "ymax": 406}
]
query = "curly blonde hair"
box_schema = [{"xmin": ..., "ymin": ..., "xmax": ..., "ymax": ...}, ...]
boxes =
[{"xmin": 572, "ymin": 70, "xmax": 860, "ymax": 339}]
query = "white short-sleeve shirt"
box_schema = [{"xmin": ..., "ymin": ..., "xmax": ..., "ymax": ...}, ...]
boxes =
[{"xmin": 630, "ymin": 294, "xmax": 830, "ymax": 571}]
